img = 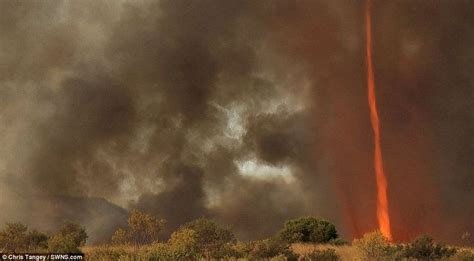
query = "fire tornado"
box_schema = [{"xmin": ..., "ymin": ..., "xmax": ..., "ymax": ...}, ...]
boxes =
[{"xmin": 365, "ymin": 0, "xmax": 393, "ymax": 240}]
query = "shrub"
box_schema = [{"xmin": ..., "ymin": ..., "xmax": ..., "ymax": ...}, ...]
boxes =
[
  {"xmin": 229, "ymin": 241, "xmax": 253, "ymax": 258},
  {"xmin": 328, "ymin": 238, "xmax": 348, "ymax": 246},
  {"xmin": 180, "ymin": 218, "xmax": 235, "ymax": 258},
  {"xmin": 402, "ymin": 235, "xmax": 456, "ymax": 259},
  {"xmin": 85, "ymin": 245, "xmax": 131, "ymax": 261},
  {"xmin": 48, "ymin": 234, "xmax": 81, "ymax": 253},
  {"xmin": 48, "ymin": 221, "xmax": 87, "ymax": 253},
  {"xmin": 0, "ymin": 223, "xmax": 49, "ymax": 252},
  {"xmin": 147, "ymin": 230, "xmax": 201, "ymax": 261},
  {"xmin": 26, "ymin": 230, "xmax": 49, "ymax": 251},
  {"xmin": 58, "ymin": 221, "xmax": 88, "ymax": 246},
  {"xmin": 248, "ymin": 238, "xmax": 298, "ymax": 260},
  {"xmin": 301, "ymin": 248, "xmax": 340, "ymax": 261},
  {"xmin": 0, "ymin": 223, "xmax": 28, "ymax": 252},
  {"xmin": 127, "ymin": 209, "xmax": 165, "ymax": 245},
  {"xmin": 111, "ymin": 228, "xmax": 128, "ymax": 245},
  {"xmin": 279, "ymin": 217, "xmax": 338, "ymax": 244},
  {"xmin": 353, "ymin": 230, "xmax": 400, "ymax": 260},
  {"xmin": 168, "ymin": 228, "xmax": 200, "ymax": 259},
  {"xmin": 147, "ymin": 242, "xmax": 172, "ymax": 260},
  {"xmin": 111, "ymin": 209, "xmax": 165, "ymax": 246},
  {"xmin": 452, "ymin": 249, "xmax": 474, "ymax": 261}
]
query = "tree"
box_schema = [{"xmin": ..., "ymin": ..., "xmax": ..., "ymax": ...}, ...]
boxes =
[
  {"xmin": 248, "ymin": 238, "xmax": 298, "ymax": 260},
  {"xmin": 0, "ymin": 223, "xmax": 49, "ymax": 252},
  {"xmin": 181, "ymin": 218, "xmax": 235, "ymax": 257},
  {"xmin": 278, "ymin": 217, "xmax": 338, "ymax": 243},
  {"xmin": 353, "ymin": 230, "xmax": 403, "ymax": 260},
  {"xmin": 403, "ymin": 235, "xmax": 456, "ymax": 259},
  {"xmin": 111, "ymin": 228, "xmax": 128, "ymax": 245},
  {"xmin": 26, "ymin": 230, "xmax": 49, "ymax": 251},
  {"xmin": 48, "ymin": 221, "xmax": 87, "ymax": 253},
  {"xmin": 147, "ymin": 229, "xmax": 201, "ymax": 260},
  {"xmin": 168, "ymin": 228, "xmax": 200, "ymax": 259},
  {"xmin": 111, "ymin": 209, "xmax": 165, "ymax": 245},
  {"xmin": 0, "ymin": 223, "xmax": 28, "ymax": 252}
]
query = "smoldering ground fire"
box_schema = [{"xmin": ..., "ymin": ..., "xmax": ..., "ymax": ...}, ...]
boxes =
[{"xmin": 0, "ymin": 0, "xmax": 472, "ymax": 245}]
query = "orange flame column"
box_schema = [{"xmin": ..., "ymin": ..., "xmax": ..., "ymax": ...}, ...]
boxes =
[{"xmin": 365, "ymin": 0, "xmax": 393, "ymax": 240}]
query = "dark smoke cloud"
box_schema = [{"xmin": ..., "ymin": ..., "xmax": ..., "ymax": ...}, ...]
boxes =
[
  {"xmin": 27, "ymin": 76, "xmax": 135, "ymax": 195},
  {"xmin": 134, "ymin": 167, "xmax": 207, "ymax": 238},
  {"xmin": 372, "ymin": 1, "xmax": 474, "ymax": 243},
  {"xmin": 245, "ymin": 109, "xmax": 314, "ymax": 167},
  {"xmin": 212, "ymin": 176, "xmax": 308, "ymax": 241},
  {"xmin": 0, "ymin": 0, "xmax": 472, "ymax": 245}
]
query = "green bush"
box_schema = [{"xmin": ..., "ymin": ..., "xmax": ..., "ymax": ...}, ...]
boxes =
[
  {"xmin": 402, "ymin": 235, "xmax": 456, "ymax": 259},
  {"xmin": 0, "ymin": 223, "xmax": 28, "ymax": 252},
  {"xmin": 112, "ymin": 209, "xmax": 165, "ymax": 246},
  {"xmin": 301, "ymin": 248, "xmax": 340, "ymax": 261},
  {"xmin": 26, "ymin": 230, "xmax": 49, "ymax": 251},
  {"xmin": 58, "ymin": 221, "xmax": 88, "ymax": 246},
  {"xmin": 146, "ymin": 219, "xmax": 240, "ymax": 260},
  {"xmin": 168, "ymin": 228, "xmax": 200, "ymax": 259},
  {"xmin": 48, "ymin": 221, "xmax": 87, "ymax": 253},
  {"xmin": 353, "ymin": 230, "xmax": 401, "ymax": 260},
  {"xmin": 111, "ymin": 228, "xmax": 128, "ymax": 245},
  {"xmin": 0, "ymin": 223, "xmax": 49, "ymax": 252},
  {"xmin": 180, "ymin": 218, "xmax": 235, "ymax": 258},
  {"xmin": 279, "ymin": 217, "xmax": 338, "ymax": 244},
  {"xmin": 247, "ymin": 238, "xmax": 298, "ymax": 260},
  {"xmin": 147, "ymin": 230, "xmax": 201, "ymax": 260},
  {"xmin": 328, "ymin": 238, "xmax": 348, "ymax": 246},
  {"xmin": 228, "ymin": 241, "xmax": 253, "ymax": 258},
  {"xmin": 48, "ymin": 234, "xmax": 81, "ymax": 253}
]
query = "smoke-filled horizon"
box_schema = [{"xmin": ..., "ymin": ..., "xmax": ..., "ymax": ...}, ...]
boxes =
[{"xmin": 0, "ymin": 0, "xmax": 472, "ymax": 245}]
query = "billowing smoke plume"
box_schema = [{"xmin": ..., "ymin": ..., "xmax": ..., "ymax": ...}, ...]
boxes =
[{"xmin": 0, "ymin": 0, "xmax": 472, "ymax": 245}]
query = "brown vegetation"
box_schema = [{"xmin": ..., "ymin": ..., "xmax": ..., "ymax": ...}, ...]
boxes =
[
  {"xmin": 0, "ymin": 221, "xmax": 86, "ymax": 253},
  {"xmin": 2, "ymin": 210, "xmax": 473, "ymax": 260}
]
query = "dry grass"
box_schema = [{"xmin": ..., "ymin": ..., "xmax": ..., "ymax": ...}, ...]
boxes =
[
  {"xmin": 291, "ymin": 243, "xmax": 360, "ymax": 260},
  {"xmin": 81, "ymin": 244, "xmax": 151, "ymax": 261},
  {"xmin": 291, "ymin": 243, "xmax": 474, "ymax": 261},
  {"xmin": 82, "ymin": 244, "xmax": 474, "ymax": 260},
  {"xmin": 81, "ymin": 244, "xmax": 144, "ymax": 254}
]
